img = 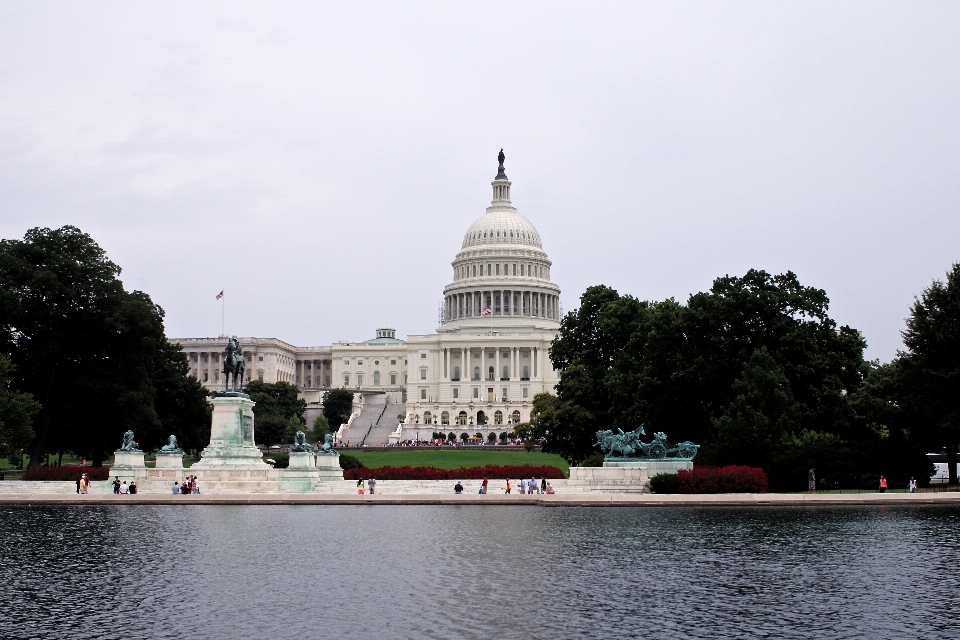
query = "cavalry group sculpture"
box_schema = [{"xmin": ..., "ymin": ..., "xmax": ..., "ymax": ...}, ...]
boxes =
[{"xmin": 595, "ymin": 426, "xmax": 699, "ymax": 461}]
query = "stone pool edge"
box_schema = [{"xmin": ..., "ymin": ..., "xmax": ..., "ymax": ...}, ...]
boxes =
[{"xmin": 2, "ymin": 492, "xmax": 959, "ymax": 506}]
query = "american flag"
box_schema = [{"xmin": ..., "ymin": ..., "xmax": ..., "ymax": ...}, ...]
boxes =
[
  {"xmin": 215, "ymin": 290, "xmax": 224, "ymax": 300},
  {"xmin": 481, "ymin": 307, "xmax": 491, "ymax": 316}
]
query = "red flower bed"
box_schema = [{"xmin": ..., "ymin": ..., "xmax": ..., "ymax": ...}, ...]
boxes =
[
  {"xmin": 22, "ymin": 465, "xmax": 110, "ymax": 481},
  {"xmin": 676, "ymin": 465, "xmax": 769, "ymax": 493},
  {"xmin": 343, "ymin": 464, "xmax": 566, "ymax": 481}
]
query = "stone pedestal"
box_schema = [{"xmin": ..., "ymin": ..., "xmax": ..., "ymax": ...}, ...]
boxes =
[
  {"xmin": 567, "ymin": 459, "xmax": 693, "ymax": 492},
  {"xmin": 315, "ymin": 452, "xmax": 345, "ymax": 482},
  {"xmin": 278, "ymin": 451, "xmax": 319, "ymax": 492},
  {"xmin": 155, "ymin": 452, "xmax": 184, "ymax": 469},
  {"xmin": 193, "ymin": 394, "xmax": 268, "ymax": 469},
  {"xmin": 110, "ymin": 450, "xmax": 146, "ymax": 485}
]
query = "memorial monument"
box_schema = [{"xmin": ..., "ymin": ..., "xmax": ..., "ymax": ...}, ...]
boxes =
[
  {"xmin": 111, "ymin": 430, "xmax": 146, "ymax": 485},
  {"xmin": 155, "ymin": 435, "xmax": 184, "ymax": 469}
]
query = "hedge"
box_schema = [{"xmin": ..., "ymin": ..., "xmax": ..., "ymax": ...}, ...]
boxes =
[
  {"xmin": 343, "ymin": 464, "xmax": 566, "ymax": 481},
  {"xmin": 650, "ymin": 465, "xmax": 769, "ymax": 493},
  {"xmin": 22, "ymin": 465, "xmax": 111, "ymax": 481}
]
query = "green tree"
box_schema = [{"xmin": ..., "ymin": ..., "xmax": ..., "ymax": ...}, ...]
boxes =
[
  {"xmin": 322, "ymin": 388, "xmax": 354, "ymax": 428},
  {"xmin": 312, "ymin": 415, "xmax": 331, "ymax": 438},
  {"xmin": 0, "ymin": 226, "xmax": 210, "ymax": 467},
  {"xmin": 0, "ymin": 354, "xmax": 40, "ymax": 464},
  {"xmin": 899, "ymin": 263, "xmax": 960, "ymax": 484},
  {"xmin": 243, "ymin": 380, "xmax": 306, "ymax": 446}
]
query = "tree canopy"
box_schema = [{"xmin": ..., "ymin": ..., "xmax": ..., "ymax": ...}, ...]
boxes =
[
  {"xmin": 0, "ymin": 226, "xmax": 211, "ymax": 466},
  {"xmin": 0, "ymin": 354, "xmax": 40, "ymax": 464},
  {"xmin": 538, "ymin": 271, "xmax": 932, "ymax": 489},
  {"xmin": 243, "ymin": 380, "xmax": 306, "ymax": 446},
  {"xmin": 322, "ymin": 388, "xmax": 355, "ymax": 429}
]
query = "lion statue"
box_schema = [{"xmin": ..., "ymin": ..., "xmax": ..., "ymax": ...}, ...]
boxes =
[
  {"xmin": 119, "ymin": 430, "xmax": 141, "ymax": 452},
  {"xmin": 290, "ymin": 430, "xmax": 312, "ymax": 453},
  {"xmin": 318, "ymin": 433, "xmax": 337, "ymax": 454},
  {"xmin": 159, "ymin": 435, "xmax": 182, "ymax": 453}
]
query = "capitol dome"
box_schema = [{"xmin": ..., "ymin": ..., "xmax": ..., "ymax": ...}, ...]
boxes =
[{"xmin": 441, "ymin": 151, "xmax": 561, "ymax": 329}]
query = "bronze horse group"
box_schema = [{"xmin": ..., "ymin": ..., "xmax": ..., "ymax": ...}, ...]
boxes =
[{"xmin": 222, "ymin": 336, "xmax": 245, "ymax": 392}]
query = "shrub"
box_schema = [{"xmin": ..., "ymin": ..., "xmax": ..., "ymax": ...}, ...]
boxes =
[
  {"xmin": 343, "ymin": 464, "xmax": 566, "ymax": 481},
  {"xmin": 675, "ymin": 465, "xmax": 769, "ymax": 493},
  {"xmin": 338, "ymin": 454, "xmax": 364, "ymax": 470},
  {"xmin": 22, "ymin": 465, "xmax": 110, "ymax": 481},
  {"xmin": 649, "ymin": 472, "xmax": 679, "ymax": 493},
  {"xmin": 581, "ymin": 452, "xmax": 605, "ymax": 467}
]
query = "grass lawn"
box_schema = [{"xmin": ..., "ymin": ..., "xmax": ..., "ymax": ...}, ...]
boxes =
[{"xmin": 342, "ymin": 448, "xmax": 570, "ymax": 475}]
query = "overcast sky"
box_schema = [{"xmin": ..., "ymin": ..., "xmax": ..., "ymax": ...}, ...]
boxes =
[{"xmin": 2, "ymin": 2, "xmax": 957, "ymax": 363}]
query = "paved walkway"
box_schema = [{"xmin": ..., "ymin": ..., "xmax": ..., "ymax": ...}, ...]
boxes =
[{"xmin": 2, "ymin": 492, "xmax": 959, "ymax": 506}]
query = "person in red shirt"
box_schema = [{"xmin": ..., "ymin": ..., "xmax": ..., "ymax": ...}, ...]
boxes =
[
  {"xmin": 481, "ymin": 477, "xmax": 488, "ymax": 494},
  {"xmin": 879, "ymin": 476, "xmax": 888, "ymax": 493}
]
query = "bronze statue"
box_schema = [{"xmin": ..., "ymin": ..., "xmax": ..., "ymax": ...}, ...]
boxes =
[
  {"xmin": 595, "ymin": 426, "xmax": 699, "ymax": 461},
  {"xmin": 222, "ymin": 335, "xmax": 245, "ymax": 392},
  {"xmin": 496, "ymin": 149, "xmax": 507, "ymax": 179},
  {"xmin": 291, "ymin": 430, "xmax": 312, "ymax": 452},
  {"xmin": 318, "ymin": 433, "xmax": 337, "ymax": 454},
  {"xmin": 159, "ymin": 435, "xmax": 183, "ymax": 453},
  {"xmin": 119, "ymin": 430, "xmax": 141, "ymax": 452}
]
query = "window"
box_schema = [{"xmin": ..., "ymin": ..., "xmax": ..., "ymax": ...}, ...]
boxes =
[
  {"xmin": 374, "ymin": 360, "xmax": 379, "ymax": 365},
  {"xmin": 441, "ymin": 412, "xmax": 449, "ymax": 425},
  {"xmin": 522, "ymin": 366, "xmax": 529, "ymax": 379},
  {"xmin": 452, "ymin": 387, "xmax": 459, "ymax": 398},
  {"xmin": 203, "ymin": 371, "xmax": 209, "ymax": 382},
  {"xmin": 258, "ymin": 370, "xmax": 264, "ymax": 382},
  {"xmin": 522, "ymin": 387, "xmax": 528, "ymax": 398},
  {"xmin": 473, "ymin": 387, "xmax": 479, "ymax": 398},
  {"xmin": 473, "ymin": 265, "xmax": 476, "ymax": 277},
  {"xmin": 259, "ymin": 356, "xmax": 264, "ymax": 362},
  {"xmin": 473, "ymin": 366, "xmax": 480, "ymax": 380},
  {"xmin": 488, "ymin": 366, "xmax": 495, "ymax": 381},
  {"xmin": 358, "ymin": 360, "xmax": 363, "ymax": 365},
  {"xmin": 390, "ymin": 374, "xmax": 396, "ymax": 385},
  {"xmin": 494, "ymin": 411, "xmax": 503, "ymax": 425},
  {"xmin": 420, "ymin": 388, "xmax": 426, "ymax": 400},
  {"xmin": 373, "ymin": 371, "xmax": 380, "ymax": 385},
  {"xmin": 512, "ymin": 410, "xmax": 521, "ymax": 424},
  {"xmin": 420, "ymin": 369, "xmax": 427, "ymax": 380},
  {"xmin": 344, "ymin": 375, "xmax": 350, "ymax": 386},
  {"xmin": 502, "ymin": 366, "xmax": 509, "ymax": 379},
  {"xmin": 501, "ymin": 387, "xmax": 507, "ymax": 400},
  {"xmin": 457, "ymin": 411, "xmax": 468, "ymax": 425},
  {"xmin": 522, "ymin": 351, "xmax": 529, "ymax": 358},
  {"xmin": 344, "ymin": 359, "xmax": 349, "ymax": 365},
  {"xmin": 453, "ymin": 366, "xmax": 460, "ymax": 380},
  {"xmin": 424, "ymin": 411, "xmax": 432, "ymax": 425},
  {"xmin": 357, "ymin": 374, "xmax": 363, "ymax": 387},
  {"xmin": 421, "ymin": 353, "xmax": 427, "ymax": 359},
  {"xmin": 513, "ymin": 264, "xmax": 517, "ymax": 275},
  {"xmin": 391, "ymin": 359, "xmax": 396, "ymax": 365},
  {"xmin": 496, "ymin": 264, "xmax": 500, "ymax": 275}
]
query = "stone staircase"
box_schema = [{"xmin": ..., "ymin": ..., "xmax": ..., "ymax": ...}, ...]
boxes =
[
  {"xmin": 340, "ymin": 402, "xmax": 400, "ymax": 448},
  {"xmin": 363, "ymin": 402, "xmax": 400, "ymax": 447}
]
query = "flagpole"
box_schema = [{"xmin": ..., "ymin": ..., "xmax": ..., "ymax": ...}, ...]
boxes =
[{"xmin": 221, "ymin": 289, "xmax": 225, "ymax": 337}]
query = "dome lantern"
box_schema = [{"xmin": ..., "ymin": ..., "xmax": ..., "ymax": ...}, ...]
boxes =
[{"xmin": 492, "ymin": 149, "xmax": 511, "ymax": 204}]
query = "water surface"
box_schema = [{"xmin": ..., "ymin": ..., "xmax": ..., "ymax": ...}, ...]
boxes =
[{"xmin": 2, "ymin": 505, "xmax": 959, "ymax": 639}]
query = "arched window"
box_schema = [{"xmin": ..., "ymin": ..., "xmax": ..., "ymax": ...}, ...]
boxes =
[
  {"xmin": 502, "ymin": 366, "xmax": 509, "ymax": 379},
  {"xmin": 453, "ymin": 366, "xmax": 460, "ymax": 381},
  {"xmin": 494, "ymin": 410, "xmax": 503, "ymax": 425},
  {"xmin": 373, "ymin": 371, "xmax": 380, "ymax": 386},
  {"xmin": 441, "ymin": 411, "xmax": 449, "ymax": 425},
  {"xmin": 457, "ymin": 411, "xmax": 468, "ymax": 425},
  {"xmin": 487, "ymin": 432, "xmax": 497, "ymax": 444},
  {"xmin": 522, "ymin": 366, "xmax": 529, "ymax": 379},
  {"xmin": 473, "ymin": 366, "xmax": 480, "ymax": 380},
  {"xmin": 423, "ymin": 411, "xmax": 432, "ymax": 425},
  {"xmin": 447, "ymin": 432, "xmax": 457, "ymax": 441},
  {"xmin": 476, "ymin": 411, "xmax": 486, "ymax": 425},
  {"xmin": 488, "ymin": 366, "xmax": 494, "ymax": 381},
  {"xmin": 473, "ymin": 265, "xmax": 476, "ymax": 277},
  {"xmin": 511, "ymin": 410, "xmax": 521, "ymax": 424}
]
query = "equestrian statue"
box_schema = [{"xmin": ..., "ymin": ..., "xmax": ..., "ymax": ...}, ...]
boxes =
[{"xmin": 222, "ymin": 335, "xmax": 246, "ymax": 393}]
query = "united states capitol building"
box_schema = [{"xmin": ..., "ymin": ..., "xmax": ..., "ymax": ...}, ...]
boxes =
[{"xmin": 172, "ymin": 154, "xmax": 562, "ymax": 445}]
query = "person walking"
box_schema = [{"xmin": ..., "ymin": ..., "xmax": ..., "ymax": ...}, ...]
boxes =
[
  {"xmin": 357, "ymin": 478, "xmax": 364, "ymax": 494},
  {"xmin": 192, "ymin": 476, "xmax": 200, "ymax": 494},
  {"xmin": 505, "ymin": 478, "xmax": 511, "ymax": 494},
  {"xmin": 879, "ymin": 475, "xmax": 888, "ymax": 493},
  {"xmin": 519, "ymin": 478, "xmax": 527, "ymax": 494},
  {"xmin": 481, "ymin": 477, "xmax": 488, "ymax": 494},
  {"xmin": 540, "ymin": 477, "xmax": 547, "ymax": 495},
  {"xmin": 79, "ymin": 473, "xmax": 88, "ymax": 494},
  {"xmin": 368, "ymin": 477, "xmax": 376, "ymax": 495},
  {"xmin": 808, "ymin": 468, "xmax": 816, "ymax": 493},
  {"xmin": 76, "ymin": 475, "xmax": 82, "ymax": 494},
  {"xmin": 908, "ymin": 477, "xmax": 917, "ymax": 493}
]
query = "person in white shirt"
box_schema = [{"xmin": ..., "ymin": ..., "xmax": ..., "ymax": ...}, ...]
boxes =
[{"xmin": 119, "ymin": 481, "xmax": 129, "ymax": 494}]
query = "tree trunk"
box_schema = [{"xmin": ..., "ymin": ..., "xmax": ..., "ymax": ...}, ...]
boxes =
[
  {"xmin": 27, "ymin": 406, "xmax": 51, "ymax": 470},
  {"xmin": 948, "ymin": 442, "xmax": 958, "ymax": 486}
]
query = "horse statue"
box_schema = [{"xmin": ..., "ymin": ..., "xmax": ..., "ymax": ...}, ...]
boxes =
[
  {"xmin": 291, "ymin": 430, "xmax": 312, "ymax": 452},
  {"xmin": 222, "ymin": 335, "xmax": 245, "ymax": 392},
  {"xmin": 119, "ymin": 430, "xmax": 141, "ymax": 452}
]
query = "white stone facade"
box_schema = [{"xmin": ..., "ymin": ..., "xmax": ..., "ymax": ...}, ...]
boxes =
[{"xmin": 171, "ymin": 156, "xmax": 561, "ymax": 434}]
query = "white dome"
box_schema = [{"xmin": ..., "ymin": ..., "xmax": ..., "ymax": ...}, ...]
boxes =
[{"xmin": 461, "ymin": 209, "xmax": 542, "ymax": 249}]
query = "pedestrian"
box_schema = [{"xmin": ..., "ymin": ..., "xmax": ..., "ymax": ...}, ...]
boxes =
[
  {"xmin": 879, "ymin": 475, "xmax": 887, "ymax": 493},
  {"xmin": 80, "ymin": 473, "xmax": 88, "ymax": 494},
  {"xmin": 481, "ymin": 477, "xmax": 488, "ymax": 494},
  {"xmin": 368, "ymin": 477, "xmax": 376, "ymax": 495},
  {"xmin": 357, "ymin": 478, "xmax": 364, "ymax": 494},
  {"xmin": 908, "ymin": 477, "xmax": 917, "ymax": 493},
  {"xmin": 529, "ymin": 478, "xmax": 538, "ymax": 494},
  {"xmin": 113, "ymin": 477, "xmax": 121, "ymax": 494},
  {"xmin": 76, "ymin": 475, "xmax": 81, "ymax": 494},
  {"xmin": 172, "ymin": 481, "xmax": 179, "ymax": 495},
  {"xmin": 505, "ymin": 478, "xmax": 511, "ymax": 494},
  {"xmin": 192, "ymin": 476, "xmax": 200, "ymax": 494},
  {"xmin": 808, "ymin": 468, "xmax": 816, "ymax": 493},
  {"xmin": 541, "ymin": 477, "xmax": 547, "ymax": 494},
  {"xmin": 119, "ymin": 481, "xmax": 129, "ymax": 494},
  {"xmin": 454, "ymin": 481, "xmax": 464, "ymax": 494},
  {"xmin": 519, "ymin": 478, "xmax": 526, "ymax": 494},
  {"xmin": 129, "ymin": 481, "xmax": 137, "ymax": 495}
]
